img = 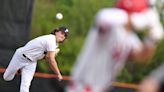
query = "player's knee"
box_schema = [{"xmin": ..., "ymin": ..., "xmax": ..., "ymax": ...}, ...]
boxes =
[{"xmin": 3, "ymin": 73, "xmax": 13, "ymax": 81}]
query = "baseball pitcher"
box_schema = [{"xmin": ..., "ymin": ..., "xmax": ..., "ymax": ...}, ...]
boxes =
[{"xmin": 3, "ymin": 26, "xmax": 69, "ymax": 92}]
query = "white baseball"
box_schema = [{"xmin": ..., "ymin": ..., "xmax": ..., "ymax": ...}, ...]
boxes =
[{"xmin": 56, "ymin": 13, "xmax": 63, "ymax": 20}]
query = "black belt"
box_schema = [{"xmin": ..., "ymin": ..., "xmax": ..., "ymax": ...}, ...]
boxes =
[
  {"xmin": 44, "ymin": 51, "xmax": 47, "ymax": 54},
  {"xmin": 22, "ymin": 54, "xmax": 32, "ymax": 62}
]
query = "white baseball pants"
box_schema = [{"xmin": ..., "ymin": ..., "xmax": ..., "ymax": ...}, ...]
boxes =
[{"xmin": 3, "ymin": 49, "xmax": 37, "ymax": 92}]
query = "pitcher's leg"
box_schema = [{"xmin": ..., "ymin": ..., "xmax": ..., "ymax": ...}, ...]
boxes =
[
  {"xmin": 3, "ymin": 54, "xmax": 23, "ymax": 81},
  {"xmin": 20, "ymin": 62, "xmax": 37, "ymax": 92}
]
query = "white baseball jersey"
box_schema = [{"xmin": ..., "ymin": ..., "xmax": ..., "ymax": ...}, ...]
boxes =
[
  {"xmin": 130, "ymin": 8, "xmax": 164, "ymax": 41},
  {"xmin": 66, "ymin": 8, "xmax": 143, "ymax": 92},
  {"xmin": 18, "ymin": 34, "xmax": 58, "ymax": 62}
]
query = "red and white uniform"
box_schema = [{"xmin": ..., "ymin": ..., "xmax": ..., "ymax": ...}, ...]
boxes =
[{"xmin": 66, "ymin": 8, "xmax": 143, "ymax": 92}]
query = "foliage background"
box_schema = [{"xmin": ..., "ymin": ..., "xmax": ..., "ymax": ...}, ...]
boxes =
[{"xmin": 31, "ymin": 0, "xmax": 164, "ymax": 84}]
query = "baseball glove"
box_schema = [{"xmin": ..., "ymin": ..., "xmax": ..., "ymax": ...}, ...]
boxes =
[{"xmin": 55, "ymin": 48, "xmax": 60, "ymax": 56}]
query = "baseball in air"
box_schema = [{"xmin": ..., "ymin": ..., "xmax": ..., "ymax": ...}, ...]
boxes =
[{"xmin": 56, "ymin": 13, "xmax": 63, "ymax": 20}]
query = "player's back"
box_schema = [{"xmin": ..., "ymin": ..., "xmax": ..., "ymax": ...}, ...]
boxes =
[{"xmin": 18, "ymin": 34, "xmax": 57, "ymax": 61}]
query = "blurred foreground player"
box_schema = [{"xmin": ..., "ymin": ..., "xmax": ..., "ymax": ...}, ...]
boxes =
[{"xmin": 66, "ymin": 8, "xmax": 154, "ymax": 92}]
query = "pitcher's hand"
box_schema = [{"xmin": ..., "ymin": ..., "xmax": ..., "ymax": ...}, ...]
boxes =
[{"xmin": 57, "ymin": 74, "xmax": 63, "ymax": 81}]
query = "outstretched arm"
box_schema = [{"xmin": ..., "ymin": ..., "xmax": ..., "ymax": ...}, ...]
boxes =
[{"xmin": 45, "ymin": 51, "xmax": 63, "ymax": 80}]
